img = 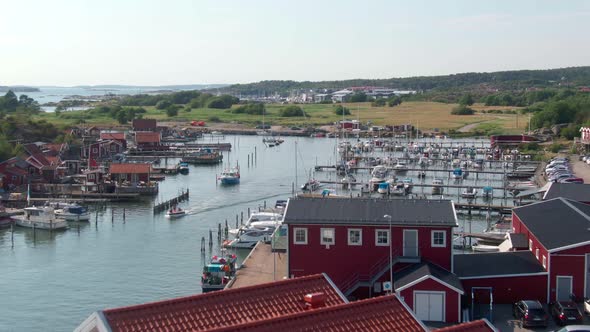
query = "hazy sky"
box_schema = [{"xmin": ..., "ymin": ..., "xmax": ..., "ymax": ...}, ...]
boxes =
[{"xmin": 1, "ymin": 0, "xmax": 589, "ymax": 86}]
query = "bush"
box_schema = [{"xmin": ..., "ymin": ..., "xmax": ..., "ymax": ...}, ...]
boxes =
[
  {"xmin": 318, "ymin": 100, "xmax": 333, "ymax": 104},
  {"xmin": 334, "ymin": 105, "xmax": 351, "ymax": 115},
  {"xmin": 278, "ymin": 105, "xmax": 305, "ymax": 117},
  {"xmin": 459, "ymin": 94, "xmax": 474, "ymax": 106},
  {"xmin": 166, "ymin": 105, "xmax": 179, "ymax": 117},
  {"xmin": 388, "ymin": 96, "xmax": 402, "ymax": 107},
  {"xmin": 549, "ymin": 143, "xmax": 563, "ymax": 153},
  {"xmin": 232, "ymin": 103, "xmax": 265, "ymax": 115},
  {"xmin": 371, "ymin": 98, "xmax": 386, "ymax": 107},
  {"xmin": 208, "ymin": 115, "xmax": 221, "ymax": 122},
  {"xmin": 155, "ymin": 100, "xmax": 173, "ymax": 110},
  {"xmin": 451, "ymin": 105, "xmax": 475, "ymax": 115},
  {"xmin": 519, "ymin": 142, "xmax": 540, "ymax": 151}
]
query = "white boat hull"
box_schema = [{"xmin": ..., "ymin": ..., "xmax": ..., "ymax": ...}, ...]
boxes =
[
  {"xmin": 55, "ymin": 212, "xmax": 91, "ymax": 221},
  {"xmin": 13, "ymin": 218, "xmax": 68, "ymax": 230},
  {"xmin": 165, "ymin": 212, "xmax": 187, "ymax": 218}
]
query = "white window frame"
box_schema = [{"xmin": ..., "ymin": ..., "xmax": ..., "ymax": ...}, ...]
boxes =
[
  {"xmin": 542, "ymin": 255, "xmax": 547, "ymax": 269},
  {"xmin": 375, "ymin": 229, "xmax": 390, "ymax": 246},
  {"xmin": 535, "ymin": 248, "xmax": 539, "ymax": 259},
  {"xmin": 529, "ymin": 239, "xmax": 532, "ymax": 250},
  {"xmin": 431, "ymin": 230, "xmax": 446, "ymax": 248},
  {"xmin": 348, "ymin": 228, "xmax": 362, "ymax": 246},
  {"xmin": 293, "ymin": 227, "xmax": 307, "ymax": 245},
  {"xmin": 320, "ymin": 228, "xmax": 335, "ymax": 245}
]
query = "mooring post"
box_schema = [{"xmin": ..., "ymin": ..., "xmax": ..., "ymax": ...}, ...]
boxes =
[
  {"xmin": 123, "ymin": 208, "xmax": 126, "ymax": 223},
  {"xmin": 11, "ymin": 224, "xmax": 14, "ymax": 249}
]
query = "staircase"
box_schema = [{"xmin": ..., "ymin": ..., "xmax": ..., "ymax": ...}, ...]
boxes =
[{"xmin": 341, "ymin": 248, "xmax": 421, "ymax": 296}]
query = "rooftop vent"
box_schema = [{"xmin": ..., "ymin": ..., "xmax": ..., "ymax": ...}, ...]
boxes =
[{"xmin": 304, "ymin": 292, "xmax": 326, "ymax": 310}]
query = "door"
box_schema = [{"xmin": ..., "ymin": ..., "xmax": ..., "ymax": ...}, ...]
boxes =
[
  {"xmin": 556, "ymin": 276, "xmax": 573, "ymax": 302},
  {"xmin": 404, "ymin": 229, "xmax": 418, "ymax": 257},
  {"xmin": 586, "ymin": 254, "xmax": 590, "ymax": 298},
  {"xmin": 414, "ymin": 292, "xmax": 444, "ymax": 322}
]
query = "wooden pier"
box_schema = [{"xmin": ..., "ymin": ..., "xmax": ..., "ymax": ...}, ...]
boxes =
[{"xmin": 153, "ymin": 189, "xmax": 190, "ymax": 214}]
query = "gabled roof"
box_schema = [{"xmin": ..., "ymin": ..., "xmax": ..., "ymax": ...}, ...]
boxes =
[
  {"xmin": 100, "ymin": 132, "xmax": 125, "ymax": 140},
  {"xmin": 94, "ymin": 274, "xmax": 347, "ymax": 332},
  {"xmin": 208, "ymin": 294, "xmax": 427, "ymax": 332},
  {"xmin": 284, "ymin": 197, "xmax": 457, "ymax": 227},
  {"xmin": 454, "ymin": 251, "xmax": 546, "ymax": 278},
  {"xmin": 507, "ymin": 233, "xmax": 528, "ymax": 249},
  {"xmin": 543, "ymin": 182, "xmax": 590, "ymax": 201},
  {"xmin": 135, "ymin": 132, "xmax": 160, "ymax": 143},
  {"xmin": 109, "ymin": 163, "xmax": 151, "ymax": 174},
  {"xmin": 435, "ymin": 319, "xmax": 498, "ymax": 332},
  {"xmin": 394, "ymin": 262, "xmax": 464, "ymax": 294},
  {"xmin": 513, "ymin": 197, "xmax": 590, "ymax": 251}
]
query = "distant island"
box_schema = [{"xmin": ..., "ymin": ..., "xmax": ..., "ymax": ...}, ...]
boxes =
[{"xmin": 0, "ymin": 86, "xmax": 39, "ymax": 92}]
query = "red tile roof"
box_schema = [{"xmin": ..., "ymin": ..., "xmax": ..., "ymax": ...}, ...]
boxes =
[
  {"xmin": 135, "ymin": 132, "xmax": 160, "ymax": 143},
  {"xmin": 99, "ymin": 274, "xmax": 346, "ymax": 332},
  {"xmin": 436, "ymin": 319, "xmax": 497, "ymax": 332},
  {"xmin": 109, "ymin": 163, "xmax": 151, "ymax": 174},
  {"xmin": 100, "ymin": 132, "xmax": 126, "ymax": 140},
  {"xmin": 209, "ymin": 294, "xmax": 426, "ymax": 332}
]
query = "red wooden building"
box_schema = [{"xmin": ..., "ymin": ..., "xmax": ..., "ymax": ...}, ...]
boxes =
[
  {"xmin": 134, "ymin": 132, "xmax": 161, "ymax": 148},
  {"xmin": 284, "ymin": 197, "xmax": 462, "ymax": 323},
  {"xmin": 132, "ymin": 119, "xmax": 157, "ymax": 132},
  {"xmin": 100, "ymin": 131, "xmax": 127, "ymax": 149},
  {"xmin": 109, "ymin": 163, "xmax": 151, "ymax": 183}
]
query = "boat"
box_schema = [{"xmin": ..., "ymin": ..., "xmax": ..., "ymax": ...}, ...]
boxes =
[
  {"xmin": 452, "ymin": 168, "xmax": 463, "ymax": 180},
  {"xmin": 182, "ymin": 148, "xmax": 223, "ymax": 164},
  {"xmin": 482, "ymin": 186, "xmax": 493, "ymax": 198},
  {"xmin": 432, "ymin": 178, "xmax": 444, "ymax": 195},
  {"xmin": 301, "ymin": 179, "xmax": 321, "ymax": 192},
  {"xmin": 461, "ymin": 187, "xmax": 478, "ymax": 199},
  {"xmin": 165, "ymin": 206, "xmax": 187, "ymax": 218},
  {"xmin": 223, "ymin": 225, "xmax": 277, "ymax": 249},
  {"xmin": 0, "ymin": 207, "xmax": 14, "ymax": 228},
  {"xmin": 401, "ymin": 178, "xmax": 414, "ymax": 191},
  {"xmin": 341, "ymin": 173, "xmax": 357, "ymax": 188},
  {"xmin": 377, "ymin": 182, "xmax": 390, "ymax": 194},
  {"xmin": 54, "ymin": 204, "xmax": 90, "ymax": 221},
  {"xmin": 393, "ymin": 162, "xmax": 409, "ymax": 173},
  {"xmin": 472, "ymin": 243, "xmax": 500, "ymax": 252},
  {"xmin": 201, "ymin": 254, "xmax": 237, "ymax": 292},
  {"xmin": 12, "ymin": 206, "xmax": 68, "ymax": 230},
  {"xmin": 218, "ymin": 166, "xmax": 240, "ymax": 185},
  {"xmin": 391, "ymin": 183, "xmax": 407, "ymax": 196},
  {"xmin": 178, "ymin": 162, "xmax": 189, "ymax": 174}
]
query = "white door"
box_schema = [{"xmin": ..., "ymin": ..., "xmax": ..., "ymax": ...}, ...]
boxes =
[
  {"xmin": 404, "ymin": 229, "xmax": 418, "ymax": 257},
  {"xmin": 414, "ymin": 292, "xmax": 444, "ymax": 322},
  {"xmin": 556, "ymin": 276, "xmax": 573, "ymax": 302}
]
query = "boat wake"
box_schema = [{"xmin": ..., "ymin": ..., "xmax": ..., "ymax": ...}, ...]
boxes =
[{"xmin": 185, "ymin": 192, "xmax": 291, "ymax": 216}]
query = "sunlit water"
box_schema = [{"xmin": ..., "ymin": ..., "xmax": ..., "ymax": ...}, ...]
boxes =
[{"xmin": 0, "ymin": 136, "xmax": 497, "ymax": 331}]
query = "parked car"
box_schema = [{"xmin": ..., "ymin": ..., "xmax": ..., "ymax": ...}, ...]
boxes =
[
  {"xmin": 585, "ymin": 299, "xmax": 590, "ymax": 314},
  {"xmin": 559, "ymin": 177, "xmax": 585, "ymax": 184},
  {"xmin": 555, "ymin": 325, "xmax": 590, "ymax": 332},
  {"xmin": 513, "ymin": 300, "xmax": 549, "ymax": 328},
  {"xmin": 551, "ymin": 301, "xmax": 584, "ymax": 326},
  {"xmin": 290, "ymin": 126, "xmax": 302, "ymax": 130}
]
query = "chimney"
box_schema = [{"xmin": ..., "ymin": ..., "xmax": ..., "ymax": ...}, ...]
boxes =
[{"xmin": 304, "ymin": 292, "xmax": 326, "ymax": 309}]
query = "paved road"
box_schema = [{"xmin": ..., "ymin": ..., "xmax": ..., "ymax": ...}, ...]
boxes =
[{"xmin": 572, "ymin": 156, "xmax": 590, "ymax": 183}]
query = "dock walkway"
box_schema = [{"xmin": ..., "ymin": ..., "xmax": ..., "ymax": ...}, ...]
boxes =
[{"xmin": 226, "ymin": 242, "xmax": 287, "ymax": 289}]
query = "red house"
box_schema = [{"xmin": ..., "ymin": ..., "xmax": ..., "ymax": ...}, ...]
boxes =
[
  {"xmin": 85, "ymin": 140, "xmax": 125, "ymax": 161},
  {"xmin": 100, "ymin": 131, "xmax": 127, "ymax": 149},
  {"xmin": 512, "ymin": 197, "xmax": 590, "ymax": 302},
  {"xmin": 284, "ymin": 197, "xmax": 462, "ymax": 323},
  {"xmin": 132, "ymin": 119, "xmax": 157, "ymax": 132},
  {"xmin": 109, "ymin": 163, "xmax": 151, "ymax": 183},
  {"xmin": 134, "ymin": 132, "xmax": 161, "ymax": 148}
]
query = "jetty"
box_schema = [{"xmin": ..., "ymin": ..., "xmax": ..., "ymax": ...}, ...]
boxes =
[
  {"xmin": 153, "ymin": 189, "xmax": 190, "ymax": 214},
  {"xmin": 226, "ymin": 242, "xmax": 287, "ymax": 289}
]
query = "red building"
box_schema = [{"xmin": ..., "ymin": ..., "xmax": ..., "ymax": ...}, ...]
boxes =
[
  {"xmin": 134, "ymin": 132, "xmax": 161, "ymax": 148},
  {"xmin": 284, "ymin": 197, "xmax": 462, "ymax": 323},
  {"xmin": 85, "ymin": 140, "xmax": 125, "ymax": 161},
  {"xmin": 100, "ymin": 131, "xmax": 127, "ymax": 149},
  {"xmin": 109, "ymin": 163, "xmax": 151, "ymax": 183},
  {"xmin": 132, "ymin": 119, "xmax": 157, "ymax": 132},
  {"xmin": 512, "ymin": 197, "xmax": 590, "ymax": 302}
]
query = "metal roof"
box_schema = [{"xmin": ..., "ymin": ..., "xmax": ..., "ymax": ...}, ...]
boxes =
[
  {"xmin": 394, "ymin": 262, "xmax": 463, "ymax": 293},
  {"xmin": 284, "ymin": 197, "xmax": 457, "ymax": 227},
  {"xmin": 513, "ymin": 197, "xmax": 590, "ymax": 250},
  {"xmin": 454, "ymin": 251, "xmax": 546, "ymax": 278},
  {"xmin": 543, "ymin": 182, "xmax": 590, "ymax": 201}
]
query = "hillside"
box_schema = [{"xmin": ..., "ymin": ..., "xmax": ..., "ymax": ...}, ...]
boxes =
[{"xmin": 213, "ymin": 66, "xmax": 590, "ymax": 96}]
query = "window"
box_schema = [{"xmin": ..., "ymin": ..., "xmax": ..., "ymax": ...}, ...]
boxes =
[
  {"xmin": 542, "ymin": 255, "xmax": 547, "ymax": 269},
  {"xmin": 535, "ymin": 248, "xmax": 539, "ymax": 259},
  {"xmin": 375, "ymin": 229, "xmax": 390, "ymax": 246},
  {"xmin": 293, "ymin": 228, "xmax": 307, "ymax": 245},
  {"xmin": 529, "ymin": 239, "xmax": 532, "ymax": 250},
  {"xmin": 431, "ymin": 230, "xmax": 446, "ymax": 247},
  {"xmin": 348, "ymin": 229, "xmax": 362, "ymax": 246},
  {"xmin": 321, "ymin": 228, "xmax": 335, "ymax": 245}
]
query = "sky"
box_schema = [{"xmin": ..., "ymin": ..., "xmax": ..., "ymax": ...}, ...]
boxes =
[{"xmin": 1, "ymin": 0, "xmax": 590, "ymax": 86}]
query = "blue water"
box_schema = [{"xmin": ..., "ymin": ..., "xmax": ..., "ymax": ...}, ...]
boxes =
[{"xmin": 0, "ymin": 136, "xmax": 495, "ymax": 331}]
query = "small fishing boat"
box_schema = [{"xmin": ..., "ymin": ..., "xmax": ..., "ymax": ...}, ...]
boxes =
[
  {"xmin": 13, "ymin": 206, "xmax": 68, "ymax": 230},
  {"xmin": 165, "ymin": 206, "xmax": 187, "ymax": 218},
  {"xmin": 301, "ymin": 179, "xmax": 321, "ymax": 192},
  {"xmin": 178, "ymin": 162, "xmax": 189, "ymax": 174},
  {"xmin": 461, "ymin": 186, "xmax": 478, "ymax": 199},
  {"xmin": 432, "ymin": 178, "xmax": 444, "ymax": 195},
  {"xmin": 218, "ymin": 166, "xmax": 240, "ymax": 185},
  {"xmin": 54, "ymin": 204, "xmax": 90, "ymax": 221},
  {"xmin": 201, "ymin": 254, "xmax": 237, "ymax": 293}
]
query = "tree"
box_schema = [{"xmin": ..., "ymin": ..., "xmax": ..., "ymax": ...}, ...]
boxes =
[
  {"xmin": 458, "ymin": 94, "xmax": 474, "ymax": 106},
  {"xmin": 155, "ymin": 100, "xmax": 173, "ymax": 110},
  {"xmin": 334, "ymin": 105, "xmax": 351, "ymax": 115},
  {"xmin": 451, "ymin": 105, "xmax": 474, "ymax": 115},
  {"xmin": 371, "ymin": 98, "xmax": 386, "ymax": 107},
  {"xmin": 348, "ymin": 92, "xmax": 367, "ymax": 103},
  {"xmin": 388, "ymin": 96, "xmax": 402, "ymax": 107},
  {"xmin": 166, "ymin": 105, "xmax": 179, "ymax": 117},
  {"xmin": 116, "ymin": 110, "xmax": 128, "ymax": 124}
]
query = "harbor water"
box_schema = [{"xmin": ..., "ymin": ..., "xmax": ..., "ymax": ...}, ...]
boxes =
[{"xmin": 0, "ymin": 135, "xmax": 500, "ymax": 331}]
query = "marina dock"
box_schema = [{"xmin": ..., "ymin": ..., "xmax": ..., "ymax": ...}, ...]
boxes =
[{"xmin": 226, "ymin": 242, "xmax": 287, "ymax": 289}]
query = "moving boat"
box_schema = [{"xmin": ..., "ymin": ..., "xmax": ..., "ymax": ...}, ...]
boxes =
[
  {"xmin": 165, "ymin": 206, "xmax": 187, "ymax": 218},
  {"xmin": 54, "ymin": 204, "xmax": 90, "ymax": 221},
  {"xmin": 218, "ymin": 166, "xmax": 240, "ymax": 185},
  {"xmin": 461, "ymin": 186, "xmax": 478, "ymax": 199},
  {"xmin": 201, "ymin": 254, "xmax": 237, "ymax": 293},
  {"xmin": 13, "ymin": 206, "xmax": 67, "ymax": 230},
  {"xmin": 178, "ymin": 162, "xmax": 189, "ymax": 174}
]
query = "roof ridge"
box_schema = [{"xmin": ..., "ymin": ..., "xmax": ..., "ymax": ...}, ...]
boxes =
[
  {"xmin": 560, "ymin": 197, "xmax": 590, "ymax": 223},
  {"xmin": 103, "ymin": 273, "xmax": 327, "ymax": 314}
]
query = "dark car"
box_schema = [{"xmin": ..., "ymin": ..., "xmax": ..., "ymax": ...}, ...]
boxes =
[
  {"xmin": 552, "ymin": 301, "xmax": 584, "ymax": 326},
  {"xmin": 255, "ymin": 124, "xmax": 271, "ymax": 129},
  {"xmin": 513, "ymin": 300, "xmax": 549, "ymax": 327},
  {"xmin": 290, "ymin": 126, "xmax": 302, "ymax": 130}
]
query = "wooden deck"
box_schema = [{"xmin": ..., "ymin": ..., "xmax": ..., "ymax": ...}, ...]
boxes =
[{"xmin": 226, "ymin": 242, "xmax": 287, "ymax": 289}]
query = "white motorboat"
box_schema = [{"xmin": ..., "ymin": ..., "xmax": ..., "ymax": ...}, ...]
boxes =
[
  {"xmin": 13, "ymin": 206, "xmax": 67, "ymax": 230},
  {"xmin": 165, "ymin": 207, "xmax": 187, "ymax": 218},
  {"xmin": 54, "ymin": 204, "xmax": 90, "ymax": 221},
  {"xmin": 461, "ymin": 187, "xmax": 478, "ymax": 199},
  {"xmin": 377, "ymin": 182, "xmax": 390, "ymax": 194},
  {"xmin": 391, "ymin": 183, "xmax": 406, "ymax": 196},
  {"xmin": 301, "ymin": 179, "xmax": 321, "ymax": 192},
  {"xmin": 472, "ymin": 243, "xmax": 500, "ymax": 252},
  {"xmin": 432, "ymin": 178, "xmax": 444, "ymax": 195},
  {"xmin": 393, "ymin": 162, "xmax": 408, "ymax": 173},
  {"xmin": 223, "ymin": 225, "xmax": 277, "ymax": 249}
]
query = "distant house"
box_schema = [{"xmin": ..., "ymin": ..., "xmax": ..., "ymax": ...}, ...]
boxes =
[
  {"xmin": 86, "ymin": 126, "xmax": 101, "ymax": 137},
  {"xmin": 132, "ymin": 119, "xmax": 157, "ymax": 132},
  {"xmin": 74, "ymin": 273, "xmax": 429, "ymax": 332},
  {"xmin": 338, "ymin": 120, "xmax": 360, "ymax": 130},
  {"xmin": 100, "ymin": 131, "xmax": 127, "ymax": 149},
  {"xmin": 109, "ymin": 163, "xmax": 151, "ymax": 183},
  {"xmin": 0, "ymin": 157, "xmax": 30, "ymax": 189},
  {"xmin": 85, "ymin": 140, "xmax": 124, "ymax": 162},
  {"xmin": 134, "ymin": 131, "xmax": 161, "ymax": 148}
]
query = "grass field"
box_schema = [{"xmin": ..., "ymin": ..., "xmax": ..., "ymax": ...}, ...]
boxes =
[{"xmin": 33, "ymin": 101, "xmax": 528, "ymax": 133}]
